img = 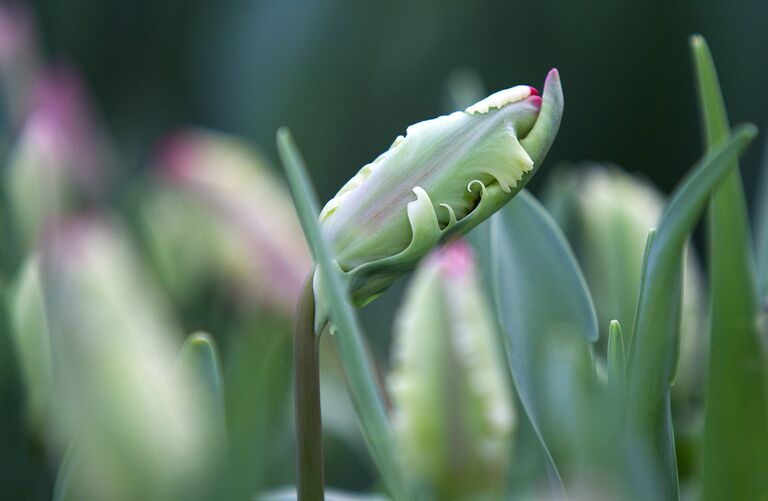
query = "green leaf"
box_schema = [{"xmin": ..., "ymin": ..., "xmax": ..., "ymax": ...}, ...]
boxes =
[
  {"xmin": 607, "ymin": 320, "xmax": 626, "ymax": 388},
  {"xmin": 690, "ymin": 35, "xmax": 768, "ymax": 501},
  {"xmin": 7, "ymin": 255, "xmax": 52, "ymax": 434},
  {"xmin": 276, "ymin": 128, "xmax": 411, "ymax": 500},
  {"xmin": 490, "ymin": 189, "xmax": 598, "ymax": 492},
  {"xmin": 221, "ymin": 317, "xmax": 293, "ymax": 499},
  {"xmin": 625, "ymin": 125, "xmax": 757, "ymax": 500},
  {"xmin": 176, "ymin": 332, "xmax": 226, "ymax": 435}
]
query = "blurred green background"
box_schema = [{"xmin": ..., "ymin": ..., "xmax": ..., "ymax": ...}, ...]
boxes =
[
  {"xmin": 25, "ymin": 0, "xmax": 768, "ymax": 356},
  {"xmin": 2, "ymin": 1, "xmax": 768, "ymax": 499},
  {"xmin": 29, "ymin": 0, "xmax": 768, "ymax": 198}
]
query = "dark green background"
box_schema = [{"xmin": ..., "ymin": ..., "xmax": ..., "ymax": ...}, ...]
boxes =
[{"xmin": 29, "ymin": 0, "xmax": 768, "ymax": 201}]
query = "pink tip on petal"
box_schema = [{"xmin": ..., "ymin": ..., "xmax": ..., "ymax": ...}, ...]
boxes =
[
  {"xmin": 528, "ymin": 86, "xmax": 539, "ymax": 96},
  {"xmin": 154, "ymin": 132, "xmax": 198, "ymax": 182},
  {"xmin": 529, "ymin": 95, "xmax": 543, "ymax": 108},
  {"xmin": 545, "ymin": 68, "xmax": 560, "ymax": 88},
  {"xmin": 434, "ymin": 239, "xmax": 474, "ymax": 278}
]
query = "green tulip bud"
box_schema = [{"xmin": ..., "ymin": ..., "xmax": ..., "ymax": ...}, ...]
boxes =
[
  {"xmin": 6, "ymin": 68, "xmax": 112, "ymax": 251},
  {"xmin": 150, "ymin": 128, "xmax": 312, "ymax": 314},
  {"xmin": 388, "ymin": 240, "xmax": 515, "ymax": 499},
  {"xmin": 317, "ymin": 70, "xmax": 563, "ymax": 311},
  {"xmin": 40, "ymin": 217, "xmax": 218, "ymax": 499}
]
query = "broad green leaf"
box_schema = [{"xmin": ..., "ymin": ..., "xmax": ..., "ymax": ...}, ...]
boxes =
[
  {"xmin": 690, "ymin": 35, "xmax": 768, "ymax": 501},
  {"xmin": 626, "ymin": 125, "xmax": 757, "ymax": 500},
  {"xmin": 276, "ymin": 129, "xmax": 411, "ymax": 500},
  {"xmin": 490, "ymin": 189, "xmax": 598, "ymax": 492},
  {"xmin": 466, "ymin": 220, "xmax": 493, "ymax": 295},
  {"xmin": 469, "ymin": 200, "xmax": 560, "ymax": 497}
]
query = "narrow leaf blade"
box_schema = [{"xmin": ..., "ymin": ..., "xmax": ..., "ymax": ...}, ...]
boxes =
[
  {"xmin": 276, "ymin": 129, "xmax": 410, "ymax": 500},
  {"xmin": 607, "ymin": 320, "xmax": 626, "ymax": 387},
  {"xmin": 626, "ymin": 125, "xmax": 757, "ymax": 500},
  {"xmin": 691, "ymin": 35, "xmax": 768, "ymax": 501},
  {"xmin": 177, "ymin": 332, "xmax": 226, "ymax": 432}
]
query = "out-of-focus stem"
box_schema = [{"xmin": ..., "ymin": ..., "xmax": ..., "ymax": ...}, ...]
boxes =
[{"xmin": 293, "ymin": 273, "xmax": 324, "ymax": 500}]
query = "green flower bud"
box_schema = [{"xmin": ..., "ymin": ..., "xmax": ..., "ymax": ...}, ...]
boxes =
[
  {"xmin": 6, "ymin": 68, "xmax": 112, "ymax": 251},
  {"xmin": 318, "ymin": 70, "xmax": 563, "ymax": 309},
  {"xmin": 388, "ymin": 240, "xmax": 515, "ymax": 499},
  {"xmin": 39, "ymin": 217, "xmax": 218, "ymax": 499},
  {"xmin": 150, "ymin": 128, "xmax": 311, "ymax": 314}
]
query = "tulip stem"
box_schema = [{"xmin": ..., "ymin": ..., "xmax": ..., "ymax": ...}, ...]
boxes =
[{"xmin": 294, "ymin": 273, "xmax": 324, "ymax": 501}]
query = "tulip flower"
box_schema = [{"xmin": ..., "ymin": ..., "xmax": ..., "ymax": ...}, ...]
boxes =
[
  {"xmin": 6, "ymin": 67, "xmax": 113, "ymax": 251},
  {"xmin": 316, "ymin": 70, "xmax": 562, "ymax": 311},
  {"xmin": 153, "ymin": 128, "xmax": 312, "ymax": 313},
  {"xmin": 39, "ymin": 217, "xmax": 218, "ymax": 499},
  {"xmin": 388, "ymin": 240, "xmax": 515, "ymax": 499}
]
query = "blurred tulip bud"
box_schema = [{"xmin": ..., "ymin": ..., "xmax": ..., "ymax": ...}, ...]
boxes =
[
  {"xmin": 388, "ymin": 240, "xmax": 515, "ymax": 499},
  {"xmin": 28, "ymin": 67, "xmax": 112, "ymax": 194},
  {"xmin": 40, "ymin": 216, "xmax": 218, "ymax": 499},
  {"xmin": 6, "ymin": 110, "xmax": 75, "ymax": 250},
  {"xmin": 543, "ymin": 166, "xmax": 706, "ymax": 402},
  {"xmin": 6, "ymin": 67, "xmax": 112, "ymax": 251},
  {"xmin": 317, "ymin": 70, "xmax": 563, "ymax": 313},
  {"xmin": 151, "ymin": 128, "xmax": 312, "ymax": 314}
]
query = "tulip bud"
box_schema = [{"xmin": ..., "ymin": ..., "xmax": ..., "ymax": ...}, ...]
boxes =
[
  {"xmin": 39, "ymin": 217, "xmax": 217, "ymax": 499},
  {"xmin": 388, "ymin": 240, "xmax": 515, "ymax": 499},
  {"xmin": 152, "ymin": 128, "xmax": 312, "ymax": 314},
  {"xmin": 317, "ymin": 70, "xmax": 563, "ymax": 311},
  {"xmin": 6, "ymin": 67, "xmax": 112, "ymax": 251}
]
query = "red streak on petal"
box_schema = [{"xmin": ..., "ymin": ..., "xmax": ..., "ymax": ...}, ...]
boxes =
[{"xmin": 528, "ymin": 86, "xmax": 539, "ymax": 96}]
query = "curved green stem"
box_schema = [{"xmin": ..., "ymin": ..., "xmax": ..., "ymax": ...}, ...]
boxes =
[{"xmin": 294, "ymin": 273, "xmax": 324, "ymax": 500}]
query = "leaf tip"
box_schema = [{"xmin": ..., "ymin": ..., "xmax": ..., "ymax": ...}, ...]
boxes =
[
  {"xmin": 689, "ymin": 33, "xmax": 707, "ymax": 50},
  {"xmin": 276, "ymin": 126, "xmax": 291, "ymax": 142},
  {"xmin": 186, "ymin": 331, "xmax": 216, "ymax": 349}
]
